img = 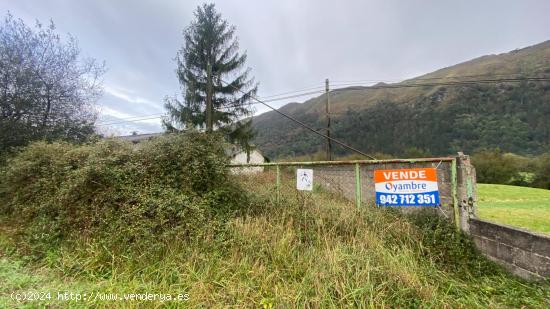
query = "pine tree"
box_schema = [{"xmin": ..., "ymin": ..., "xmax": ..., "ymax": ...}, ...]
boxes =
[{"xmin": 163, "ymin": 3, "xmax": 257, "ymax": 149}]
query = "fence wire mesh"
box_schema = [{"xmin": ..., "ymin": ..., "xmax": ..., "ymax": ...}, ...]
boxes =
[{"xmin": 229, "ymin": 158, "xmax": 456, "ymax": 215}]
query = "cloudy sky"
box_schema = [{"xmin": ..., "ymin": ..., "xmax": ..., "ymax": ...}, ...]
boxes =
[{"xmin": 3, "ymin": 0, "xmax": 549, "ymax": 135}]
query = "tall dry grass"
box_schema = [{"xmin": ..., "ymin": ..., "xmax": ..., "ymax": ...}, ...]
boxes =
[{"xmin": 1, "ymin": 169, "xmax": 549, "ymax": 308}]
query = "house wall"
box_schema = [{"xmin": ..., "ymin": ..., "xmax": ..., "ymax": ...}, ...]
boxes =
[{"xmin": 230, "ymin": 150, "xmax": 264, "ymax": 174}]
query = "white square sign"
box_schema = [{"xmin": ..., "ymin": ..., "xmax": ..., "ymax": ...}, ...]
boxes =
[{"xmin": 296, "ymin": 169, "xmax": 313, "ymax": 191}]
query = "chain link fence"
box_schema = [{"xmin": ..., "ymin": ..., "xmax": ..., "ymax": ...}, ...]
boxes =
[{"xmin": 229, "ymin": 158, "xmax": 459, "ymax": 222}]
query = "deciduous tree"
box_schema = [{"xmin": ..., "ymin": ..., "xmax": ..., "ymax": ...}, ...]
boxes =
[{"xmin": 0, "ymin": 13, "xmax": 105, "ymax": 158}]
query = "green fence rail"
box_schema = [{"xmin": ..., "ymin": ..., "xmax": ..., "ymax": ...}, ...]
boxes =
[{"xmin": 229, "ymin": 157, "xmax": 457, "ymax": 212}]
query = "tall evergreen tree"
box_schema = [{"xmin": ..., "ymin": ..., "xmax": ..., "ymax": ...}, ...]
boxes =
[{"xmin": 163, "ymin": 3, "xmax": 257, "ymax": 149}]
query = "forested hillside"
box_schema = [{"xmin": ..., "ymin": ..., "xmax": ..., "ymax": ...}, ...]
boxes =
[{"xmin": 252, "ymin": 41, "xmax": 550, "ymax": 158}]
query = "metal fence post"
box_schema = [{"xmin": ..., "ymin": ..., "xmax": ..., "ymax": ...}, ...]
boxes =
[
  {"xmin": 355, "ymin": 163, "xmax": 361, "ymax": 208},
  {"xmin": 276, "ymin": 164, "xmax": 281, "ymax": 203}
]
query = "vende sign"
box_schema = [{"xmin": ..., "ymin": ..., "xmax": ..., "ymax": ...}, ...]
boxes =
[{"xmin": 374, "ymin": 168, "xmax": 439, "ymax": 206}]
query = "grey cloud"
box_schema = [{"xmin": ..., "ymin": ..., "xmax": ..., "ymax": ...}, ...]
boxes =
[{"xmin": 2, "ymin": 0, "xmax": 549, "ymax": 135}]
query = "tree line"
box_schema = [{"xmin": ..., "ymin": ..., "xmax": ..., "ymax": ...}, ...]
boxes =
[
  {"xmin": 472, "ymin": 150, "xmax": 550, "ymax": 189},
  {"xmin": 254, "ymin": 81, "xmax": 549, "ymax": 163}
]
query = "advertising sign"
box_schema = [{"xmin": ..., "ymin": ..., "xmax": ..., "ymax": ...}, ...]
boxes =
[
  {"xmin": 296, "ymin": 169, "xmax": 313, "ymax": 191},
  {"xmin": 374, "ymin": 168, "xmax": 439, "ymax": 206}
]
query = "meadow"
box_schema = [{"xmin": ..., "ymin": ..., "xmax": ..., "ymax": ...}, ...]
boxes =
[{"xmin": 477, "ymin": 184, "xmax": 550, "ymax": 234}]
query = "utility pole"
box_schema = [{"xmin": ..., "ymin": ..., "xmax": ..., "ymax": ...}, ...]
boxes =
[
  {"xmin": 325, "ymin": 78, "xmax": 332, "ymax": 160},
  {"xmin": 206, "ymin": 62, "xmax": 213, "ymax": 132}
]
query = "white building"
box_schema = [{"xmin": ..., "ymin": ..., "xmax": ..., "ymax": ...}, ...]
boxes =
[
  {"xmin": 115, "ymin": 133, "xmax": 265, "ymax": 174},
  {"xmin": 225, "ymin": 145, "xmax": 265, "ymax": 174}
]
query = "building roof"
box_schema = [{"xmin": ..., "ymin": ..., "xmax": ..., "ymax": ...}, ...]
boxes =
[
  {"xmin": 113, "ymin": 133, "xmax": 263, "ymax": 158},
  {"xmin": 115, "ymin": 132, "xmax": 163, "ymax": 143}
]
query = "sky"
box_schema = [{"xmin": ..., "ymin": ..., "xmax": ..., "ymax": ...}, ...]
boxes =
[{"xmin": 2, "ymin": 0, "xmax": 549, "ymax": 135}]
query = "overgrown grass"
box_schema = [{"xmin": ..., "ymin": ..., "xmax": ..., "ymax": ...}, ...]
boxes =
[
  {"xmin": 1, "ymin": 170, "xmax": 549, "ymax": 307},
  {"xmin": 477, "ymin": 183, "xmax": 550, "ymax": 234}
]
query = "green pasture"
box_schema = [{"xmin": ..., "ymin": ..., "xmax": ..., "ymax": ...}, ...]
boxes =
[{"xmin": 477, "ymin": 184, "xmax": 550, "ymax": 234}]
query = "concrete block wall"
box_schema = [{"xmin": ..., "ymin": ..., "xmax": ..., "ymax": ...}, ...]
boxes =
[
  {"xmin": 313, "ymin": 160, "xmax": 456, "ymax": 220},
  {"xmin": 470, "ymin": 218, "xmax": 550, "ymax": 280},
  {"xmin": 308, "ymin": 155, "xmax": 549, "ymax": 280}
]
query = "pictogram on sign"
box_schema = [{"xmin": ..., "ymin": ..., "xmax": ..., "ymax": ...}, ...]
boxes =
[{"xmin": 296, "ymin": 169, "xmax": 313, "ymax": 191}]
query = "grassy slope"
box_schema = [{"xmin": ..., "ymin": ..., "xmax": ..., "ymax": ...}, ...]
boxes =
[
  {"xmin": 477, "ymin": 184, "xmax": 550, "ymax": 234},
  {"xmin": 1, "ymin": 174, "xmax": 550, "ymax": 307},
  {"xmin": 0, "ymin": 254, "xmax": 97, "ymax": 308}
]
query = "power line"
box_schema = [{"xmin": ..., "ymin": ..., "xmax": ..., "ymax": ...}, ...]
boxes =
[
  {"xmin": 96, "ymin": 113, "xmax": 164, "ymax": 124},
  {"xmin": 220, "ymin": 89, "xmax": 324, "ymax": 109},
  {"xmin": 331, "ymin": 72, "xmax": 549, "ymax": 85},
  {"xmin": 331, "ymin": 76, "xmax": 550, "ymax": 90},
  {"xmin": 232, "ymin": 76, "xmax": 550, "ymax": 106},
  {"xmin": 95, "ymin": 74, "xmax": 550, "ymax": 127},
  {"xmin": 259, "ymin": 85, "xmax": 325, "ymax": 99},
  {"xmin": 222, "ymin": 76, "xmax": 550, "ymax": 108},
  {"xmin": 95, "ymin": 116, "xmax": 163, "ymax": 126},
  {"xmin": 218, "ymin": 75, "xmax": 550, "ymax": 160},
  {"xmin": 96, "ymin": 90, "xmax": 325, "ymax": 126},
  {"xmin": 263, "ymin": 90, "xmax": 325, "ymax": 102},
  {"xmin": 218, "ymin": 77, "xmax": 377, "ymax": 160}
]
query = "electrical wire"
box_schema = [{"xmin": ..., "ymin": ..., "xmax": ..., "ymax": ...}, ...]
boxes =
[
  {"xmin": 96, "ymin": 113, "xmax": 164, "ymax": 124},
  {"xmin": 220, "ymin": 89, "xmax": 324, "ymax": 109},
  {"xmin": 96, "ymin": 90, "xmax": 325, "ymax": 125},
  {"xmin": 331, "ymin": 72, "xmax": 549, "ymax": 85},
  {"xmin": 96, "ymin": 74, "xmax": 550, "ymax": 127},
  {"xmin": 258, "ymin": 85, "xmax": 325, "ymax": 99},
  {"xmin": 95, "ymin": 116, "xmax": 164, "ymax": 126},
  {"xmin": 218, "ymin": 77, "xmax": 377, "ymax": 160},
  {"xmin": 331, "ymin": 77, "xmax": 550, "ymax": 90}
]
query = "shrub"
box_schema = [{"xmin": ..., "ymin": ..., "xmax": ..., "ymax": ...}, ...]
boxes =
[
  {"xmin": 407, "ymin": 213, "xmax": 500, "ymax": 275},
  {"xmin": 472, "ymin": 149, "xmax": 521, "ymax": 184},
  {"xmin": 0, "ymin": 132, "xmax": 247, "ymax": 257},
  {"xmin": 471, "ymin": 149, "xmax": 550, "ymax": 189},
  {"xmin": 532, "ymin": 153, "xmax": 550, "ymax": 189}
]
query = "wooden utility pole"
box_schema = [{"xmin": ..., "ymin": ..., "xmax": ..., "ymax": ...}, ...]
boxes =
[
  {"xmin": 206, "ymin": 62, "xmax": 213, "ymax": 132},
  {"xmin": 325, "ymin": 78, "xmax": 332, "ymax": 160}
]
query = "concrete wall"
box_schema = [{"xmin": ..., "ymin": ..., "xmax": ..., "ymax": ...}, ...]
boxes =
[
  {"xmin": 470, "ymin": 218, "xmax": 550, "ymax": 280},
  {"xmin": 307, "ymin": 155, "xmax": 549, "ymax": 280}
]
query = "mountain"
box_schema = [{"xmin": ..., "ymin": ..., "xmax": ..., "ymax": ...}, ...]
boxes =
[{"xmin": 252, "ymin": 41, "xmax": 550, "ymax": 159}]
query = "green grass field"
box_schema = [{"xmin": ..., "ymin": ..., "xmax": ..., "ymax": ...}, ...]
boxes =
[{"xmin": 477, "ymin": 184, "xmax": 550, "ymax": 234}]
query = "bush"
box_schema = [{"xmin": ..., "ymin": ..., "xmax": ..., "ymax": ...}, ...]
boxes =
[
  {"xmin": 532, "ymin": 153, "xmax": 550, "ymax": 189},
  {"xmin": 471, "ymin": 149, "xmax": 550, "ymax": 189},
  {"xmin": 0, "ymin": 132, "xmax": 247, "ymax": 257},
  {"xmin": 408, "ymin": 213, "xmax": 500, "ymax": 275},
  {"xmin": 472, "ymin": 149, "xmax": 523, "ymax": 184}
]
